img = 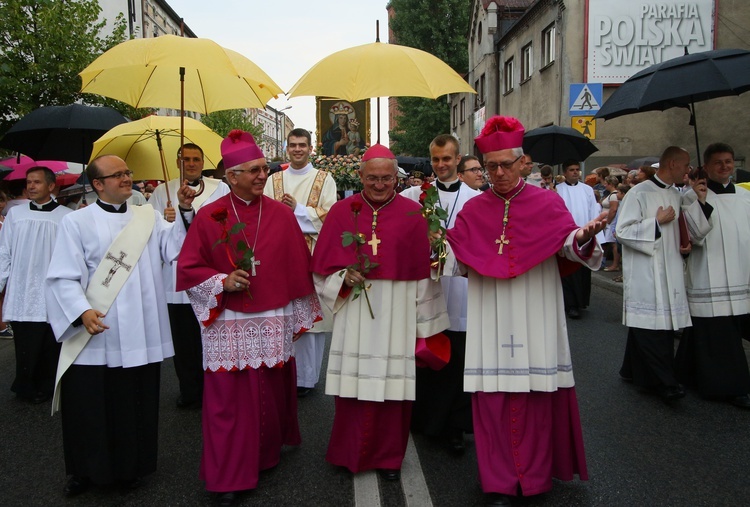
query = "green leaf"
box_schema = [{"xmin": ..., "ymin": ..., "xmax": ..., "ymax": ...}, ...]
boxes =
[
  {"xmin": 237, "ymin": 240, "xmax": 247, "ymax": 251},
  {"xmin": 342, "ymin": 233, "xmax": 355, "ymax": 247},
  {"xmin": 228, "ymin": 223, "xmax": 246, "ymax": 235},
  {"xmin": 429, "ymin": 221, "xmax": 441, "ymax": 233}
]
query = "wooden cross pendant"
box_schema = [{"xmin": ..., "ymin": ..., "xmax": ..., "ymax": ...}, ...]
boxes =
[
  {"xmin": 495, "ymin": 234, "xmax": 509, "ymax": 255},
  {"xmin": 368, "ymin": 232, "xmax": 381, "ymax": 256}
]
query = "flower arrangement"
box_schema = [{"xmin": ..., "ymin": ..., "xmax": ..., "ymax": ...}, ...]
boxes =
[
  {"xmin": 313, "ymin": 152, "xmax": 364, "ymax": 191},
  {"xmin": 340, "ymin": 200, "xmax": 378, "ymax": 318},
  {"xmin": 210, "ymin": 208, "xmax": 255, "ymax": 297},
  {"xmin": 418, "ymin": 182, "xmax": 449, "ymax": 280}
]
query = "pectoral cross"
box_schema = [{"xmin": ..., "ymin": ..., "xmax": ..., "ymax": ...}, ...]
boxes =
[
  {"xmin": 368, "ymin": 232, "xmax": 381, "ymax": 256},
  {"xmin": 102, "ymin": 251, "xmax": 132, "ymax": 288},
  {"xmin": 502, "ymin": 334, "xmax": 523, "ymax": 358},
  {"xmin": 495, "ymin": 234, "xmax": 509, "ymax": 255},
  {"xmin": 250, "ymin": 257, "xmax": 260, "ymax": 277}
]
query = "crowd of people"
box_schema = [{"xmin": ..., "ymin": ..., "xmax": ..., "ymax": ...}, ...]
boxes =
[{"xmin": 0, "ymin": 114, "xmax": 748, "ymax": 507}]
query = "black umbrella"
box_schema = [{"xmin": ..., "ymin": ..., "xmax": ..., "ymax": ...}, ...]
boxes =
[
  {"xmin": 595, "ymin": 48, "xmax": 750, "ymax": 165},
  {"xmin": 626, "ymin": 156, "xmax": 659, "ymax": 170},
  {"xmin": 0, "ymin": 104, "xmax": 128, "ymax": 164},
  {"xmin": 522, "ymin": 125, "xmax": 598, "ymax": 166}
]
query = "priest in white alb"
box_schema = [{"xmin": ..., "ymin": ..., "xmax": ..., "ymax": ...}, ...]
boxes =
[
  {"xmin": 677, "ymin": 142, "xmax": 750, "ymax": 408},
  {"xmin": 311, "ymin": 144, "xmax": 449, "ymax": 481},
  {"xmin": 443, "ymin": 116, "xmax": 604, "ymax": 507},
  {"xmin": 263, "ymin": 127, "xmax": 337, "ymax": 397},
  {"xmin": 46, "ymin": 155, "xmax": 195, "ymax": 496},
  {"xmin": 176, "ymin": 130, "xmax": 321, "ymax": 505}
]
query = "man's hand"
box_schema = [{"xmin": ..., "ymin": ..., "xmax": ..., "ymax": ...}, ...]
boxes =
[
  {"xmin": 679, "ymin": 243, "xmax": 692, "ymax": 255},
  {"xmin": 281, "ymin": 193, "xmax": 297, "ymax": 210},
  {"xmin": 163, "ymin": 206, "xmax": 176, "ymax": 223},
  {"xmin": 344, "ymin": 268, "xmax": 364, "ymax": 288},
  {"xmin": 656, "ymin": 205, "xmax": 676, "ymax": 224},
  {"xmin": 176, "ymin": 180, "xmax": 196, "ymax": 210},
  {"xmin": 82, "ymin": 309, "xmax": 109, "ymax": 336},
  {"xmin": 691, "ymin": 178, "xmax": 708, "ymax": 204},
  {"xmin": 575, "ymin": 217, "xmax": 607, "ymax": 245},
  {"xmin": 223, "ymin": 270, "xmax": 250, "ymax": 292}
]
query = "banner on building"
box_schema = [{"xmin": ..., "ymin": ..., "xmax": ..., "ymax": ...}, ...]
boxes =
[
  {"xmin": 586, "ymin": 0, "xmax": 716, "ymax": 84},
  {"xmin": 316, "ymin": 98, "xmax": 371, "ymax": 156}
]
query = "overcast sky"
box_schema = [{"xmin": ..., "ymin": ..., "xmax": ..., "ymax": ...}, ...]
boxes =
[{"xmin": 170, "ymin": 0, "xmax": 392, "ymax": 145}]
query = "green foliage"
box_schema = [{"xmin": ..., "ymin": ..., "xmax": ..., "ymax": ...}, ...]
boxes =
[
  {"xmin": 387, "ymin": 0, "xmax": 470, "ymax": 156},
  {"xmin": 200, "ymin": 109, "xmax": 264, "ymax": 139},
  {"xmin": 0, "ymin": 0, "xmax": 139, "ymax": 138}
]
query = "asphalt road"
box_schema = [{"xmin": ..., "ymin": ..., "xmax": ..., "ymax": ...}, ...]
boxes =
[{"xmin": 1, "ymin": 273, "xmax": 749, "ymax": 506}]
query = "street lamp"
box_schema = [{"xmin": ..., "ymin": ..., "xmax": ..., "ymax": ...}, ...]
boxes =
[{"xmin": 275, "ymin": 105, "xmax": 292, "ymax": 160}]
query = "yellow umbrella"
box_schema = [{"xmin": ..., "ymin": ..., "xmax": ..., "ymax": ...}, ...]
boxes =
[
  {"xmin": 79, "ymin": 35, "xmax": 283, "ymax": 113},
  {"xmin": 287, "ymin": 41, "xmax": 475, "ymax": 142},
  {"xmin": 90, "ymin": 116, "xmax": 222, "ymax": 184}
]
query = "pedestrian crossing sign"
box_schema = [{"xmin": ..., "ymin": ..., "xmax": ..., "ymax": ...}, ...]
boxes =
[
  {"xmin": 569, "ymin": 83, "xmax": 602, "ymax": 115},
  {"xmin": 571, "ymin": 116, "xmax": 596, "ymax": 139}
]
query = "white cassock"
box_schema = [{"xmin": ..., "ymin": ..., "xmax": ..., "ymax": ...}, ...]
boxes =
[
  {"xmin": 400, "ymin": 180, "xmax": 480, "ymax": 331},
  {"xmin": 556, "ymin": 181, "xmax": 605, "ymax": 243},
  {"xmin": 314, "ymin": 273, "xmax": 449, "ymax": 401},
  {"xmin": 264, "ymin": 163, "xmax": 337, "ymax": 388},
  {"xmin": 681, "ymin": 186, "xmax": 750, "ymax": 317},
  {"xmin": 615, "ymin": 180, "xmax": 690, "ymax": 330},
  {"xmin": 444, "ymin": 233, "xmax": 600, "ymax": 392},
  {"xmin": 0, "ymin": 204, "xmax": 71, "ymax": 321},
  {"xmin": 46, "ymin": 203, "xmax": 186, "ymax": 365}
]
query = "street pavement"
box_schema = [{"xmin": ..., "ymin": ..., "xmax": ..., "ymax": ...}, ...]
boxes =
[{"xmin": 1, "ymin": 271, "xmax": 749, "ymax": 506}]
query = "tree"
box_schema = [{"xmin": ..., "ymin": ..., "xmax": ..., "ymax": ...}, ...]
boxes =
[
  {"xmin": 199, "ymin": 109, "xmax": 263, "ymax": 140},
  {"xmin": 0, "ymin": 0, "xmax": 133, "ymax": 138},
  {"xmin": 387, "ymin": 0, "xmax": 470, "ymax": 156}
]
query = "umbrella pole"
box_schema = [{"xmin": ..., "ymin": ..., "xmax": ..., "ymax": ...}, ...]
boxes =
[
  {"xmin": 155, "ymin": 130, "xmax": 173, "ymax": 207},
  {"xmin": 376, "ymin": 20, "xmax": 381, "ymax": 145},
  {"xmin": 690, "ymin": 100, "xmax": 702, "ymax": 167},
  {"xmin": 180, "ymin": 65, "xmax": 204, "ymax": 197}
]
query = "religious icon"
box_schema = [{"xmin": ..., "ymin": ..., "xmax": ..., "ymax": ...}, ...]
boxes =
[{"xmin": 316, "ymin": 98, "xmax": 370, "ymax": 156}]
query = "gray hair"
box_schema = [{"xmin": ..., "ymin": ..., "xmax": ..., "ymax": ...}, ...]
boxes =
[{"xmin": 359, "ymin": 158, "xmax": 398, "ymax": 173}]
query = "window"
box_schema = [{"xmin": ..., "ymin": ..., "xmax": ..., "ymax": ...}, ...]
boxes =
[
  {"xmin": 474, "ymin": 79, "xmax": 480, "ymax": 108},
  {"xmin": 478, "ymin": 22, "xmax": 483, "ymax": 44},
  {"xmin": 521, "ymin": 44, "xmax": 533, "ymax": 81},
  {"xmin": 460, "ymin": 98, "xmax": 466, "ymax": 124},
  {"xmin": 542, "ymin": 24, "xmax": 556, "ymax": 67},
  {"xmin": 453, "ymin": 104, "xmax": 458, "ymax": 129},
  {"xmin": 479, "ymin": 73, "xmax": 486, "ymax": 106},
  {"xmin": 504, "ymin": 57, "xmax": 514, "ymax": 94}
]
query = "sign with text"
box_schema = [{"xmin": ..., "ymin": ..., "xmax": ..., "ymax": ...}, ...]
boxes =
[
  {"xmin": 569, "ymin": 83, "xmax": 602, "ymax": 115},
  {"xmin": 586, "ymin": 0, "xmax": 715, "ymax": 84}
]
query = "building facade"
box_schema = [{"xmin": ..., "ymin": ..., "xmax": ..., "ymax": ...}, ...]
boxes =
[{"xmin": 452, "ymin": 0, "xmax": 750, "ymax": 171}]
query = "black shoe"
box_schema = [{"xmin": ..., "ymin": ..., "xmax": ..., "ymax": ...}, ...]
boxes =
[
  {"xmin": 176, "ymin": 395, "xmax": 201, "ymax": 409},
  {"xmin": 218, "ymin": 492, "xmax": 238, "ymax": 506},
  {"xmin": 485, "ymin": 493, "xmax": 512, "ymax": 506},
  {"xmin": 121, "ymin": 477, "xmax": 142, "ymax": 490},
  {"xmin": 297, "ymin": 387, "xmax": 312, "ymax": 398},
  {"xmin": 730, "ymin": 394, "xmax": 750, "ymax": 409},
  {"xmin": 446, "ymin": 433, "xmax": 466, "ymax": 455},
  {"xmin": 377, "ymin": 469, "xmax": 401, "ymax": 481},
  {"xmin": 566, "ymin": 308, "xmax": 581, "ymax": 319},
  {"xmin": 64, "ymin": 476, "xmax": 91, "ymax": 496},
  {"xmin": 657, "ymin": 385, "xmax": 685, "ymax": 402}
]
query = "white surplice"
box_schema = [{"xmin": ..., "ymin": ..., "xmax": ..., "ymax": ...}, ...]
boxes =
[
  {"xmin": 681, "ymin": 186, "xmax": 750, "ymax": 317},
  {"xmin": 0, "ymin": 204, "xmax": 71, "ymax": 321},
  {"xmin": 151, "ymin": 178, "xmax": 229, "ymax": 304},
  {"xmin": 45, "ymin": 204, "xmax": 186, "ymax": 367},
  {"xmin": 615, "ymin": 180, "xmax": 690, "ymax": 330},
  {"xmin": 444, "ymin": 232, "xmax": 601, "ymax": 393},
  {"xmin": 401, "ymin": 180, "xmax": 480, "ymax": 331},
  {"xmin": 314, "ymin": 272, "xmax": 450, "ymax": 402},
  {"xmin": 557, "ymin": 181, "xmax": 605, "ymax": 244}
]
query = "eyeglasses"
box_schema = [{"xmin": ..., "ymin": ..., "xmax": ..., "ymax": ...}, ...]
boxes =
[
  {"xmin": 231, "ymin": 165, "xmax": 270, "ymax": 175},
  {"xmin": 364, "ymin": 175, "xmax": 395, "ymax": 184},
  {"xmin": 485, "ymin": 155, "xmax": 523, "ymax": 172},
  {"xmin": 459, "ymin": 167, "xmax": 483, "ymax": 175},
  {"xmin": 96, "ymin": 170, "xmax": 134, "ymax": 181}
]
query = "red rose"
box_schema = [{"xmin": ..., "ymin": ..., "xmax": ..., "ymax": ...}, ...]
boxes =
[
  {"xmin": 421, "ymin": 182, "xmax": 432, "ymax": 191},
  {"xmin": 211, "ymin": 208, "xmax": 228, "ymax": 222},
  {"xmin": 351, "ymin": 201, "xmax": 363, "ymax": 213},
  {"xmin": 419, "ymin": 192, "xmax": 427, "ymax": 204}
]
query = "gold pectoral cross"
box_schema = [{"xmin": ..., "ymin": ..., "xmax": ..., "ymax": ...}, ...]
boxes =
[
  {"xmin": 495, "ymin": 234, "xmax": 509, "ymax": 255},
  {"xmin": 368, "ymin": 232, "xmax": 381, "ymax": 256}
]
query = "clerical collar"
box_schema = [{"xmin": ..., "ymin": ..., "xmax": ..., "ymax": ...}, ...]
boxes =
[
  {"xmin": 96, "ymin": 200, "xmax": 127, "ymax": 213},
  {"xmin": 650, "ymin": 174, "xmax": 673, "ymax": 189},
  {"xmin": 29, "ymin": 199, "xmax": 58, "ymax": 212},
  {"xmin": 707, "ymin": 178, "xmax": 735, "ymax": 194},
  {"xmin": 230, "ymin": 191, "xmax": 258, "ymax": 206},
  {"xmin": 287, "ymin": 163, "xmax": 313, "ymax": 176},
  {"xmin": 361, "ymin": 190, "xmax": 397, "ymax": 210},
  {"xmin": 436, "ymin": 178, "xmax": 461, "ymax": 192},
  {"xmin": 564, "ymin": 180, "xmax": 578, "ymax": 186},
  {"xmin": 186, "ymin": 177, "xmax": 203, "ymax": 187}
]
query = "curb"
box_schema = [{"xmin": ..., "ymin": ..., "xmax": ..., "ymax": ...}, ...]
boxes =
[{"xmin": 591, "ymin": 269, "xmax": 623, "ymax": 296}]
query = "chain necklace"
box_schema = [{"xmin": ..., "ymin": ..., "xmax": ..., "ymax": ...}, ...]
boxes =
[
  {"xmin": 490, "ymin": 181, "xmax": 526, "ymax": 255},
  {"xmin": 229, "ymin": 193, "xmax": 262, "ymax": 276},
  {"xmin": 360, "ymin": 191, "xmax": 398, "ymax": 256}
]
